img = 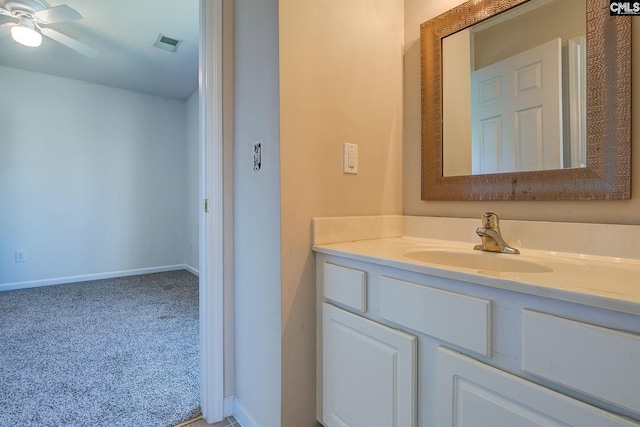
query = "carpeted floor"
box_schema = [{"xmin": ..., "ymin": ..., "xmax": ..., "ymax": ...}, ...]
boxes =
[{"xmin": 0, "ymin": 270, "xmax": 201, "ymax": 427}]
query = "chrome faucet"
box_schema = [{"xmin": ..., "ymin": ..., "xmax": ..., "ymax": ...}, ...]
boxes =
[{"xmin": 474, "ymin": 212, "xmax": 520, "ymax": 254}]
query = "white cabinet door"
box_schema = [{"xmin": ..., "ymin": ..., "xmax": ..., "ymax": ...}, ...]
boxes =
[
  {"xmin": 437, "ymin": 347, "xmax": 640, "ymax": 427},
  {"xmin": 322, "ymin": 303, "xmax": 417, "ymax": 427}
]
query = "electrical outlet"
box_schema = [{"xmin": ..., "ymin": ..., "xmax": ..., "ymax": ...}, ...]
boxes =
[
  {"xmin": 15, "ymin": 250, "xmax": 27, "ymax": 262},
  {"xmin": 343, "ymin": 142, "xmax": 358, "ymax": 174}
]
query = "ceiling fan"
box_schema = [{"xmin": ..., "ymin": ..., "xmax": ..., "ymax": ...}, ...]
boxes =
[{"xmin": 0, "ymin": 0, "xmax": 98, "ymax": 57}]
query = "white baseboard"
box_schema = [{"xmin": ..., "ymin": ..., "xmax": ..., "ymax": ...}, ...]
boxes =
[
  {"xmin": 234, "ymin": 397, "xmax": 262, "ymax": 427},
  {"xmin": 184, "ymin": 264, "xmax": 200, "ymax": 276},
  {"xmin": 0, "ymin": 264, "xmax": 191, "ymax": 292},
  {"xmin": 224, "ymin": 395, "xmax": 234, "ymax": 418}
]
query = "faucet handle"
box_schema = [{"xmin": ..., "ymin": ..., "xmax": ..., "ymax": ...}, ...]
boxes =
[{"xmin": 481, "ymin": 212, "xmax": 500, "ymax": 230}]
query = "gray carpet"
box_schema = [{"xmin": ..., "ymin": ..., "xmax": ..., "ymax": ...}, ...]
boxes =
[{"xmin": 0, "ymin": 270, "xmax": 201, "ymax": 427}]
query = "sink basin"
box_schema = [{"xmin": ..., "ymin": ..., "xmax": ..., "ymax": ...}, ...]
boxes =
[{"xmin": 404, "ymin": 249, "xmax": 553, "ymax": 273}]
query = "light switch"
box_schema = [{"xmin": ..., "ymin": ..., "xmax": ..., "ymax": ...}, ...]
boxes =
[{"xmin": 343, "ymin": 142, "xmax": 358, "ymax": 174}]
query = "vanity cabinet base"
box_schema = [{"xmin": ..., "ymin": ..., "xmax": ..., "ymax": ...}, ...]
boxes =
[{"xmin": 315, "ymin": 253, "xmax": 640, "ymax": 426}]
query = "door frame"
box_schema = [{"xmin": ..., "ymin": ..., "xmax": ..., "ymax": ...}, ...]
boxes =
[{"xmin": 199, "ymin": 0, "xmax": 225, "ymax": 421}]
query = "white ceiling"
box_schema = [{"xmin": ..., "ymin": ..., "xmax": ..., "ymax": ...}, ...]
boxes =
[{"xmin": 0, "ymin": 0, "xmax": 199, "ymax": 100}]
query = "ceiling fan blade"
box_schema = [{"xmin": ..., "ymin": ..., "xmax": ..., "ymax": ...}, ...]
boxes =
[
  {"xmin": 0, "ymin": 21, "xmax": 15, "ymax": 38},
  {"xmin": 33, "ymin": 4, "xmax": 82, "ymax": 24},
  {"xmin": 40, "ymin": 27, "xmax": 98, "ymax": 57}
]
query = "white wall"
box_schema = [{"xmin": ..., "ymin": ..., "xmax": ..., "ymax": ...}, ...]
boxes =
[
  {"xmin": 0, "ymin": 66, "xmax": 191, "ymax": 288},
  {"xmin": 232, "ymin": 1, "xmax": 282, "ymax": 426}
]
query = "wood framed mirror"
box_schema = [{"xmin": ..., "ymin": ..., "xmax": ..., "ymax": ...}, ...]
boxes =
[{"xmin": 420, "ymin": 0, "xmax": 631, "ymax": 200}]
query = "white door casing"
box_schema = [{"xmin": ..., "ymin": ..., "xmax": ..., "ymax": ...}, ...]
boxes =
[
  {"xmin": 568, "ymin": 34, "xmax": 587, "ymax": 168},
  {"xmin": 199, "ymin": 0, "xmax": 225, "ymax": 422}
]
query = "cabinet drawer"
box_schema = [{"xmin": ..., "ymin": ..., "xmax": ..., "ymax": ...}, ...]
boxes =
[
  {"xmin": 380, "ymin": 277, "xmax": 492, "ymax": 356},
  {"xmin": 323, "ymin": 262, "xmax": 367, "ymax": 312},
  {"xmin": 523, "ymin": 310, "xmax": 640, "ymax": 415}
]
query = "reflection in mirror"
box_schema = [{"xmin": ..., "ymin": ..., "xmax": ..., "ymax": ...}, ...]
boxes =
[
  {"xmin": 442, "ymin": 0, "xmax": 586, "ymax": 177},
  {"xmin": 420, "ymin": 0, "xmax": 631, "ymax": 201}
]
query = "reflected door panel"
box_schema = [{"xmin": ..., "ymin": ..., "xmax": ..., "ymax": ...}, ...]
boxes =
[{"xmin": 471, "ymin": 38, "xmax": 563, "ymax": 174}]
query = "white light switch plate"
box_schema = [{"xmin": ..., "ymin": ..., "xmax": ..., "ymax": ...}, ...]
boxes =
[
  {"xmin": 15, "ymin": 250, "xmax": 27, "ymax": 262},
  {"xmin": 343, "ymin": 142, "xmax": 358, "ymax": 174}
]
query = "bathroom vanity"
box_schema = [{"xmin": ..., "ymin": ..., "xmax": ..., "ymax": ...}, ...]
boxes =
[{"xmin": 313, "ymin": 216, "xmax": 640, "ymax": 427}]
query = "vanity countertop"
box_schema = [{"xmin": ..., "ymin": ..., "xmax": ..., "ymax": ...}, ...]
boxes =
[{"xmin": 313, "ymin": 236, "xmax": 640, "ymax": 316}]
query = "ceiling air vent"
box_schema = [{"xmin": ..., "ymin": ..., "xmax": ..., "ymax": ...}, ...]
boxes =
[{"xmin": 154, "ymin": 34, "xmax": 181, "ymax": 52}]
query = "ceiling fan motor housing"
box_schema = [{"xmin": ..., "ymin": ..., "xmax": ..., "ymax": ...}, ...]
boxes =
[{"xmin": 4, "ymin": 0, "xmax": 48, "ymax": 15}]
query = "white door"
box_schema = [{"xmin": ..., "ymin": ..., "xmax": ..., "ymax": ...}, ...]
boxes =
[
  {"xmin": 471, "ymin": 38, "xmax": 563, "ymax": 174},
  {"xmin": 437, "ymin": 347, "xmax": 640, "ymax": 427},
  {"xmin": 322, "ymin": 303, "xmax": 417, "ymax": 427}
]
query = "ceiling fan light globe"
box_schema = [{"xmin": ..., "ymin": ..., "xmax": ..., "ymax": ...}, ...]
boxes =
[{"xmin": 11, "ymin": 24, "xmax": 42, "ymax": 47}]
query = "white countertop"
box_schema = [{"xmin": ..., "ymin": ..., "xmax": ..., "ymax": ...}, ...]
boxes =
[{"xmin": 313, "ymin": 236, "xmax": 640, "ymax": 316}]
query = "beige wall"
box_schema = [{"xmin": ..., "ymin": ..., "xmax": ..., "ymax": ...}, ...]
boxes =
[
  {"xmin": 279, "ymin": 1, "xmax": 404, "ymax": 425},
  {"xmin": 404, "ymin": 0, "xmax": 639, "ymax": 225},
  {"xmin": 474, "ymin": 0, "xmax": 585, "ymax": 69},
  {"xmin": 272, "ymin": 2, "xmax": 635, "ymax": 425},
  {"xmin": 442, "ymin": 29, "xmax": 472, "ymax": 176}
]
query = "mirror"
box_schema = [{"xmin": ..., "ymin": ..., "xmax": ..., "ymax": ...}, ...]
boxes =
[
  {"xmin": 442, "ymin": 0, "xmax": 586, "ymax": 177},
  {"xmin": 420, "ymin": 0, "xmax": 631, "ymax": 200}
]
